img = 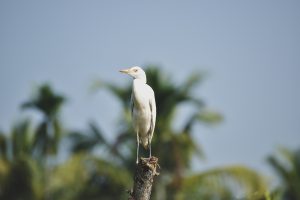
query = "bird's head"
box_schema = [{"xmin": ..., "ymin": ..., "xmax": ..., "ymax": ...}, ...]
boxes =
[{"xmin": 119, "ymin": 66, "xmax": 147, "ymax": 83}]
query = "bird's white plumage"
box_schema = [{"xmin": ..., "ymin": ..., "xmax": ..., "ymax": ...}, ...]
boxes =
[
  {"xmin": 119, "ymin": 66, "xmax": 156, "ymax": 163},
  {"xmin": 131, "ymin": 79, "xmax": 156, "ymax": 148}
]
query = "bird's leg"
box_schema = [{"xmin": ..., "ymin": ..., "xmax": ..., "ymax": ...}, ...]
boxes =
[
  {"xmin": 136, "ymin": 133, "xmax": 139, "ymax": 164},
  {"xmin": 148, "ymin": 137, "xmax": 151, "ymax": 158}
]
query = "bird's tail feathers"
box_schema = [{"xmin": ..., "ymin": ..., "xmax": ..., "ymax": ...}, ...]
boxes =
[{"xmin": 141, "ymin": 139, "xmax": 149, "ymax": 149}]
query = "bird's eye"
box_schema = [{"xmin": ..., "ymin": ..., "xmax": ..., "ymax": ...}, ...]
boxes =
[{"xmin": 134, "ymin": 69, "xmax": 138, "ymax": 72}]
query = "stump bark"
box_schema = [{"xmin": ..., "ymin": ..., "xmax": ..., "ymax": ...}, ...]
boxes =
[{"xmin": 128, "ymin": 156, "xmax": 159, "ymax": 200}]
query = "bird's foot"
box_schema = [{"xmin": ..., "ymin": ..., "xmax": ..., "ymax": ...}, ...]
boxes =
[{"xmin": 140, "ymin": 157, "xmax": 160, "ymax": 175}]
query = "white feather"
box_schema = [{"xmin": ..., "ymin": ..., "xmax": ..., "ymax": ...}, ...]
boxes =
[{"xmin": 120, "ymin": 66, "xmax": 156, "ymax": 162}]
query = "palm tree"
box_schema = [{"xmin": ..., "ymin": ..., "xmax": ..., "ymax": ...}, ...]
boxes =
[
  {"xmin": 0, "ymin": 68, "xmax": 269, "ymax": 199},
  {"xmin": 0, "ymin": 84, "xmax": 132, "ymax": 200},
  {"xmin": 268, "ymin": 147, "xmax": 300, "ymax": 200},
  {"xmin": 80, "ymin": 65, "xmax": 268, "ymax": 199},
  {"xmin": 0, "ymin": 119, "xmax": 44, "ymax": 200},
  {"xmin": 21, "ymin": 84, "xmax": 65, "ymax": 158},
  {"xmin": 0, "ymin": 84, "xmax": 67, "ymax": 200}
]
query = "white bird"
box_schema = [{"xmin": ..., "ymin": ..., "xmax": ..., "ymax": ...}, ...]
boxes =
[{"xmin": 119, "ymin": 66, "xmax": 156, "ymax": 164}]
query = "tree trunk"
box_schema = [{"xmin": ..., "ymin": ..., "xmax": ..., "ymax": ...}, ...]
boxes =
[{"xmin": 128, "ymin": 156, "xmax": 159, "ymax": 200}]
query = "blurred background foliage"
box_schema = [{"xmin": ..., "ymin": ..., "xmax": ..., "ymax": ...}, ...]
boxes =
[{"xmin": 0, "ymin": 66, "xmax": 299, "ymax": 200}]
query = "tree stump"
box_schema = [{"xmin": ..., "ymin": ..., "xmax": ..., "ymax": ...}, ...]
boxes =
[{"xmin": 128, "ymin": 156, "xmax": 159, "ymax": 200}]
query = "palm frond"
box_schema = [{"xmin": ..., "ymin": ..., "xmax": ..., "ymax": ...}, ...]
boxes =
[
  {"xmin": 31, "ymin": 121, "xmax": 48, "ymax": 158},
  {"xmin": 196, "ymin": 110, "xmax": 223, "ymax": 125},
  {"xmin": 177, "ymin": 165, "xmax": 268, "ymax": 200},
  {"xmin": 48, "ymin": 154, "xmax": 131, "ymax": 200},
  {"xmin": 68, "ymin": 122, "xmax": 110, "ymax": 154},
  {"xmin": 0, "ymin": 132, "xmax": 8, "ymax": 159},
  {"xmin": 268, "ymin": 147, "xmax": 300, "ymax": 199},
  {"xmin": 180, "ymin": 71, "xmax": 206, "ymax": 95},
  {"xmin": 21, "ymin": 84, "xmax": 65, "ymax": 119},
  {"xmin": 88, "ymin": 122, "xmax": 108, "ymax": 146},
  {"xmin": 11, "ymin": 119, "xmax": 32, "ymax": 158},
  {"xmin": 90, "ymin": 79, "xmax": 131, "ymax": 107}
]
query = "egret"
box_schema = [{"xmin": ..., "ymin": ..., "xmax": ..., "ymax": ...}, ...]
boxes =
[{"xmin": 119, "ymin": 66, "xmax": 156, "ymax": 164}]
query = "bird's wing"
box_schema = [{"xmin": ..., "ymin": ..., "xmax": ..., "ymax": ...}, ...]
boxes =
[
  {"xmin": 130, "ymin": 92, "xmax": 134, "ymax": 117},
  {"xmin": 148, "ymin": 89, "xmax": 156, "ymax": 142}
]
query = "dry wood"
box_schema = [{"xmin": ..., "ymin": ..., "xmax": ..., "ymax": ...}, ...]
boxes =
[{"xmin": 128, "ymin": 157, "xmax": 159, "ymax": 200}]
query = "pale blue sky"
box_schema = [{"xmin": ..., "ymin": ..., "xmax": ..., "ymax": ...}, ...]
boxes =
[{"xmin": 1, "ymin": 1, "xmax": 299, "ymax": 179}]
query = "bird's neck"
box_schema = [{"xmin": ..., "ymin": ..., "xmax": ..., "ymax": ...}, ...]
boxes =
[{"xmin": 134, "ymin": 77, "xmax": 146, "ymax": 84}]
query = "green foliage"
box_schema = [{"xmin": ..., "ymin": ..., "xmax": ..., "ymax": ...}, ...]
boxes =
[
  {"xmin": 0, "ymin": 156, "xmax": 44, "ymax": 200},
  {"xmin": 22, "ymin": 84, "xmax": 65, "ymax": 156},
  {"xmin": 22, "ymin": 84, "xmax": 65, "ymax": 119},
  {"xmin": 48, "ymin": 154, "xmax": 131, "ymax": 200},
  {"xmin": 90, "ymin": 66, "xmax": 268, "ymax": 199},
  {"xmin": 0, "ymin": 66, "xmax": 273, "ymax": 199},
  {"xmin": 176, "ymin": 165, "xmax": 268, "ymax": 200},
  {"xmin": 69, "ymin": 122, "xmax": 108, "ymax": 153},
  {"xmin": 268, "ymin": 147, "xmax": 300, "ymax": 200},
  {"xmin": 0, "ymin": 133, "xmax": 7, "ymax": 159}
]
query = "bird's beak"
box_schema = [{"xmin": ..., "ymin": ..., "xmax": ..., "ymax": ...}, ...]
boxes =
[{"xmin": 119, "ymin": 68, "xmax": 130, "ymax": 74}]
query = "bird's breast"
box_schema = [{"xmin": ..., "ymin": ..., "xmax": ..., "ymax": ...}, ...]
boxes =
[
  {"xmin": 132, "ymin": 106, "xmax": 151, "ymax": 136},
  {"xmin": 131, "ymin": 80, "xmax": 154, "ymax": 136},
  {"xmin": 132, "ymin": 83, "xmax": 151, "ymax": 108}
]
